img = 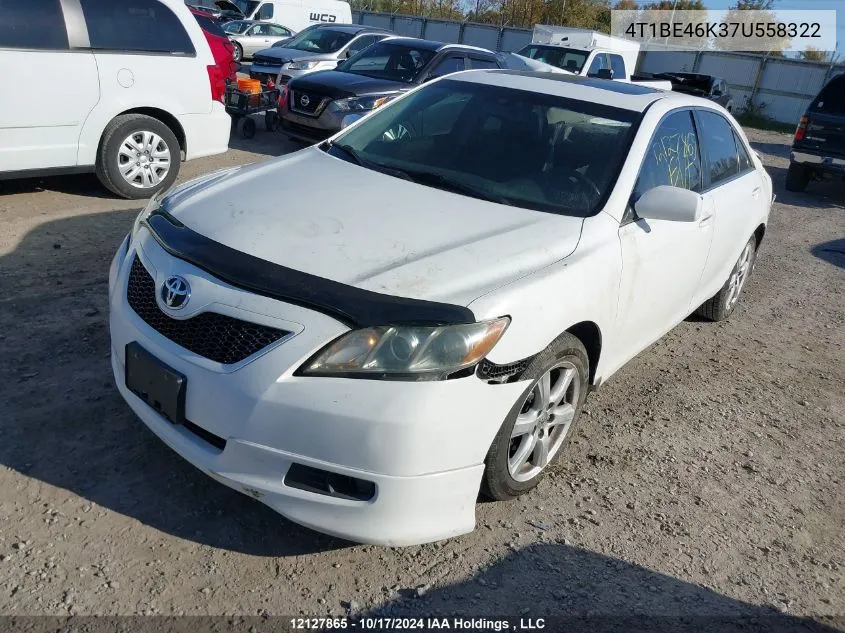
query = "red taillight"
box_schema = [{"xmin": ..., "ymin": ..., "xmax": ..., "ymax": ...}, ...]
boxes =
[
  {"xmin": 207, "ymin": 65, "xmax": 226, "ymax": 104},
  {"xmin": 794, "ymin": 115, "xmax": 808, "ymax": 142}
]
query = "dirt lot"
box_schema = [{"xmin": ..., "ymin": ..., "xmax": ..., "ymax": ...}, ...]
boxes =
[{"xmin": 0, "ymin": 128, "xmax": 843, "ymax": 627}]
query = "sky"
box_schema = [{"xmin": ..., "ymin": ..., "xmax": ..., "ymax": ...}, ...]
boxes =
[{"xmin": 697, "ymin": 0, "xmax": 843, "ymax": 55}]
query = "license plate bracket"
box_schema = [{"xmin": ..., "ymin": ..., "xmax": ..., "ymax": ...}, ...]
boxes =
[{"xmin": 125, "ymin": 342, "xmax": 186, "ymax": 425}]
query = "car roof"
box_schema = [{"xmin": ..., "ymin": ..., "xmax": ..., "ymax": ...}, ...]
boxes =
[
  {"xmin": 318, "ymin": 24, "xmax": 392, "ymax": 34},
  {"xmin": 379, "ymin": 37, "xmax": 496, "ymax": 55},
  {"xmin": 450, "ymin": 70, "xmax": 692, "ymax": 112}
]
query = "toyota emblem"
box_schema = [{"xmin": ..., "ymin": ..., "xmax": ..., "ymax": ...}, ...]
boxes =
[
  {"xmin": 300, "ymin": 94, "xmax": 310, "ymax": 107},
  {"xmin": 161, "ymin": 276, "xmax": 190, "ymax": 310}
]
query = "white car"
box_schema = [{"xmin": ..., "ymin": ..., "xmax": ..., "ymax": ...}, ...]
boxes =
[
  {"xmin": 0, "ymin": 0, "xmax": 231, "ymax": 199},
  {"xmin": 109, "ymin": 71, "xmax": 772, "ymax": 545},
  {"xmin": 223, "ymin": 20, "xmax": 294, "ymax": 62}
]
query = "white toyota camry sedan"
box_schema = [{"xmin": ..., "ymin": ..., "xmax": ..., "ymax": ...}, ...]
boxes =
[{"xmin": 109, "ymin": 70, "xmax": 772, "ymax": 546}]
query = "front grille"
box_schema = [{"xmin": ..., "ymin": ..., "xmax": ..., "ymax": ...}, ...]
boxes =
[
  {"xmin": 281, "ymin": 119, "xmax": 332, "ymax": 142},
  {"xmin": 289, "ymin": 89, "xmax": 327, "ymax": 116},
  {"xmin": 126, "ymin": 256, "xmax": 290, "ymax": 365},
  {"xmin": 253, "ymin": 55, "xmax": 282, "ymax": 68}
]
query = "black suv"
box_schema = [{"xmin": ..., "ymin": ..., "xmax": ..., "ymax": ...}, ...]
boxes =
[
  {"xmin": 280, "ymin": 38, "xmax": 504, "ymax": 143},
  {"xmin": 787, "ymin": 73, "xmax": 845, "ymax": 192}
]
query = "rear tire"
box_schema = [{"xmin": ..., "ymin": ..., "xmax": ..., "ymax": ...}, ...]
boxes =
[
  {"xmin": 694, "ymin": 235, "xmax": 757, "ymax": 322},
  {"xmin": 785, "ymin": 162, "xmax": 810, "ymax": 192},
  {"xmin": 481, "ymin": 332, "xmax": 589, "ymax": 501},
  {"xmin": 232, "ymin": 42, "xmax": 242, "ymax": 63},
  {"xmin": 95, "ymin": 114, "xmax": 181, "ymax": 200}
]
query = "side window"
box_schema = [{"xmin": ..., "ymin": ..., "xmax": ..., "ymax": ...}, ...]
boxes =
[
  {"xmin": 257, "ymin": 3, "xmax": 274, "ymax": 20},
  {"xmin": 346, "ymin": 34, "xmax": 378, "ymax": 57},
  {"xmin": 586, "ymin": 53, "xmax": 607, "ymax": 77},
  {"xmin": 633, "ymin": 110, "xmax": 702, "ymax": 203},
  {"xmin": 0, "ymin": 0, "xmax": 68, "ymax": 50},
  {"xmin": 608, "ymin": 54, "xmax": 626, "ymax": 78},
  {"xmin": 269, "ymin": 25, "xmax": 290, "ymax": 37},
  {"xmin": 734, "ymin": 131, "xmax": 753, "ymax": 174},
  {"xmin": 469, "ymin": 57, "xmax": 499, "ymax": 70},
  {"xmin": 697, "ymin": 110, "xmax": 740, "ymax": 187},
  {"xmin": 429, "ymin": 55, "xmax": 465, "ymax": 79},
  {"xmin": 80, "ymin": 0, "xmax": 195, "ymax": 55}
]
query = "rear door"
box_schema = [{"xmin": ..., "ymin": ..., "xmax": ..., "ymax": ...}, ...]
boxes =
[
  {"xmin": 422, "ymin": 54, "xmax": 467, "ymax": 82},
  {"xmin": 0, "ymin": 0, "xmax": 99, "ymax": 171},
  {"xmin": 694, "ymin": 109, "xmax": 765, "ymax": 301},
  {"xmin": 802, "ymin": 75, "xmax": 845, "ymax": 158}
]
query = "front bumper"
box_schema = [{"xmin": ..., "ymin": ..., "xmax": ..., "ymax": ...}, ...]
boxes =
[
  {"xmin": 280, "ymin": 106, "xmax": 345, "ymax": 143},
  {"xmin": 108, "ymin": 233, "xmax": 529, "ymax": 545},
  {"xmin": 791, "ymin": 150, "xmax": 845, "ymax": 174}
]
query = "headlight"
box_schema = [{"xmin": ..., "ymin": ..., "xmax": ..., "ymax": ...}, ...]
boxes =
[
  {"xmin": 300, "ymin": 317, "xmax": 510, "ymax": 380},
  {"xmin": 332, "ymin": 95, "xmax": 394, "ymax": 113},
  {"xmin": 287, "ymin": 60, "xmax": 319, "ymax": 70}
]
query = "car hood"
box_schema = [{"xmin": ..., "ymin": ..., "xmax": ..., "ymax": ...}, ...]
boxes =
[
  {"xmin": 290, "ymin": 70, "xmax": 407, "ymax": 99},
  {"xmin": 254, "ymin": 47, "xmax": 335, "ymax": 63},
  {"xmin": 160, "ymin": 149, "xmax": 584, "ymax": 307}
]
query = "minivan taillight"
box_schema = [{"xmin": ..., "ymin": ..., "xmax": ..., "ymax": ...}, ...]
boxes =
[
  {"xmin": 794, "ymin": 115, "xmax": 809, "ymax": 142},
  {"xmin": 207, "ymin": 65, "xmax": 226, "ymax": 104}
]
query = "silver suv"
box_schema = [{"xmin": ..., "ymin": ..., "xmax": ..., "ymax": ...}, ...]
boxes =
[{"xmin": 249, "ymin": 24, "xmax": 392, "ymax": 84}]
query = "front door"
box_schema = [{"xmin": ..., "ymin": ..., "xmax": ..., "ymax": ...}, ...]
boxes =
[{"xmin": 613, "ymin": 109, "xmax": 714, "ymax": 363}]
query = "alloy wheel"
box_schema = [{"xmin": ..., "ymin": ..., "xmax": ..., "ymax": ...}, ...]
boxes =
[
  {"xmin": 726, "ymin": 240, "xmax": 754, "ymax": 311},
  {"xmin": 508, "ymin": 361, "xmax": 581, "ymax": 482}
]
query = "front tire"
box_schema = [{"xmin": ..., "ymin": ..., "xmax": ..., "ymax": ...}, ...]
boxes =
[
  {"xmin": 481, "ymin": 332, "xmax": 589, "ymax": 501},
  {"xmin": 695, "ymin": 234, "xmax": 757, "ymax": 322},
  {"xmin": 785, "ymin": 162, "xmax": 810, "ymax": 192},
  {"xmin": 232, "ymin": 42, "xmax": 243, "ymax": 63},
  {"xmin": 95, "ymin": 114, "xmax": 181, "ymax": 199}
]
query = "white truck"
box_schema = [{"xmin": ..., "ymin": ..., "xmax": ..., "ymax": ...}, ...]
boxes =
[{"xmin": 516, "ymin": 25, "xmax": 672, "ymax": 91}]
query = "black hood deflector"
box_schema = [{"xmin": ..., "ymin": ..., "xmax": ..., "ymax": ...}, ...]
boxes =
[{"xmin": 144, "ymin": 210, "xmax": 476, "ymax": 328}]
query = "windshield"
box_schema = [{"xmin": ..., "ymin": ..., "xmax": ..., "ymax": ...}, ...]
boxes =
[
  {"xmin": 337, "ymin": 42, "xmax": 436, "ymax": 83},
  {"xmin": 283, "ymin": 28, "xmax": 355, "ymax": 53},
  {"xmin": 328, "ymin": 79, "xmax": 638, "ymax": 217},
  {"xmin": 222, "ymin": 20, "xmax": 251, "ymax": 34},
  {"xmin": 221, "ymin": 0, "xmax": 257, "ymax": 15},
  {"xmin": 518, "ymin": 46, "xmax": 589, "ymax": 74}
]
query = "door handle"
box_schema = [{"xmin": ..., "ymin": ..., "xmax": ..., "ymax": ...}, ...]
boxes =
[
  {"xmin": 698, "ymin": 210, "xmax": 714, "ymax": 226},
  {"xmin": 751, "ymin": 186, "xmax": 761, "ymax": 199}
]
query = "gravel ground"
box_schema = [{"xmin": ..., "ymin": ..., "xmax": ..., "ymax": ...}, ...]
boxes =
[{"xmin": 0, "ymin": 127, "xmax": 843, "ymax": 628}]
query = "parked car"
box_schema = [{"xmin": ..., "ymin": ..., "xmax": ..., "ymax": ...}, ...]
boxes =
[
  {"xmin": 654, "ymin": 72, "xmax": 734, "ymax": 112},
  {"xmin": 786, "ymin": 73, "xmax": 845, "ymax": 192},
  {"xmin": 225, "ymin": 20, "xmax": 295, "ymax": 61},
  {"xmin": 249, "ymin": 24, "xmax": 392, "ymax": 83},
  {"xmin": 0, "ymin": 0, "xmax": 230, "ymax": 199},
  {"xmin": 280, "ymin": 38, "xmax": 505, "ymax": 143},
  {"xmin": 189, "ymin": 9, "xmax": 238, "ymax": 82},
  {"xmin": 110, "ymin": 70, "xmax": 772, "ymax": 545}
]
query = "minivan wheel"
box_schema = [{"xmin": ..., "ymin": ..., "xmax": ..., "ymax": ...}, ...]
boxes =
[
  {"xmin": 481, "ymin": 332, "xmax": 589, "ymax": 501},
  {"xmin": 96, "ymin": 114, "xmax": 181, "ymax": 199},
  {"xmin": 695, "ymin": 234, "xmax": 757, "ymax": 322},
  {"xmin": 785, "ymin": 162, "xmax": 810, "ymax": 192}
]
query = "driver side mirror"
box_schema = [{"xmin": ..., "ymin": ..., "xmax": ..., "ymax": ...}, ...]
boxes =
[
  {"xmin": 635, "ymin": 186, "xmax": 702, "ymax": 222},
  {"xmin": 596, "ymin": 68, "xmax": 614, "ymax": 80}
]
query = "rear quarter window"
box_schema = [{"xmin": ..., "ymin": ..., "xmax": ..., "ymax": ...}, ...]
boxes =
[
  {"xmin": 812, "ymin": 75, "xmax": 845, "ymax": 114},
  {"xmin": 0, "ymin": 0, "xmax": 68, "ymax": 50},
  {"xmin": 80, "ymin": 0, "xmax": 196, "ymax": 55}
]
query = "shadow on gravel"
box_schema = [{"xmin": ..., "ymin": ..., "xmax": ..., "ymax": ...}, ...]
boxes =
[
  {"xmin": 750, "ymin": 140, "xmax": 791, "ymax": 161},
  {"xmin": 812, "ymin": 238, "xmax": 845, "ymax": 269},
  {"xmin": 367, "ymin": 544, "xmax": 841, "ymax": 633},
  {"xmin": 0, "ymin": 210, "xmax": 347, "ymax": 558},
  {"xmin": 227, "ymin": 119, "xmax": 306, "ymax": 158},
  {"xmin": 0, "ymin": 173, "xmax": 116, "ymax": 199}
]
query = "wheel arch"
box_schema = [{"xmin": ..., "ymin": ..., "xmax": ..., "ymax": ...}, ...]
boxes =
[
  {"xmin": 100, "ymin": 108, "xmax": 187, "ymax": 159},
  {"xmin": 565, "ymin": 321, "xmax": 602, "ymax": 386},
  {"xmin": 754, "ymin": 223, "xmax": 766, "ymax": 247}
]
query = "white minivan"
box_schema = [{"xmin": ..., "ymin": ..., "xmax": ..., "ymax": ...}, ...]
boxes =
[
  {"xmin": 0, "ymin": 0, "xmax": 231, "ymax": 199},
  {"xmin": 217, "ymin": 0, "xmax": 352, "ymax": 31}
]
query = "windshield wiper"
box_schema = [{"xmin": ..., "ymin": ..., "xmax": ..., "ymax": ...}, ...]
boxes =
[
  {"xmin": 328, "ymin": 142, "xmax": 415, "ymax": 181},
  {"xmin": 396, "ymin": 168, "xmax": 513, "ymax": 205}
]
